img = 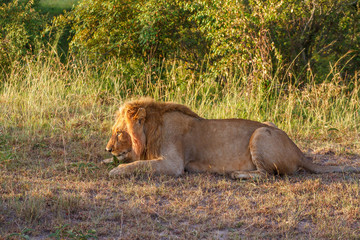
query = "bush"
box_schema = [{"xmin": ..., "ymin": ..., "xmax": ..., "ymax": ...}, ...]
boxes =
[
  {"xmin": 0, "ymin": 0, "xmax": 48, "ymax": 74},
  {"xmin": 60, "ymin": 0, "xmax": 207, "ymax": 65},
  {"xmin": 44, "ymin": 0, "xmax": 360, "ymax": 83},
  {"xmin": 257, "ymin": 0, "xmax": 360, "ymax": 82}
]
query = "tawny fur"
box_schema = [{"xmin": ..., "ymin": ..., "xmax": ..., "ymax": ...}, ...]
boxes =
[
  {"xmin": 119, "ymin": 97, "xmax": 202, "ymax": 159},
  {"xmin": 105, "ymin": 98, "xmax": 360, "ymax": 178}
]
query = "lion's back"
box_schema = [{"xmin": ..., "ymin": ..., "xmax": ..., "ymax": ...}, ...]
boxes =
[{"xmin": 160, "ymin": 115, "xmax": 266, "ymax": 172}]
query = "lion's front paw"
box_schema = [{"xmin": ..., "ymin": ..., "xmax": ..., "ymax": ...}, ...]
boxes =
[
  {"xmin": 109, "ymin": 166, "xmax": 127, "ymax": 177},
  {"xmin": 102, "ymin": 158, "xmax": 114, "ymax": 164}
]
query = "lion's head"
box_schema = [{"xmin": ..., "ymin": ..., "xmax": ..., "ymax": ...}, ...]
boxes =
[
  {"xmin": 106, "ymin": 98, "xmax": 202, "ymax": 161},
  {"xmin": 105, "ymin": 105, "xmax": 146, "ymax": 162}
]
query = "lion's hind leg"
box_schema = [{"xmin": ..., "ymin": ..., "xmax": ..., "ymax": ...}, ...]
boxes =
[
  {"xmin": 230, "ymin": 170, "xmax": 265, "ymax": 180},
  {"xmin": 249, "ymin": 127, "xmax": 302, "ymax": 176}
]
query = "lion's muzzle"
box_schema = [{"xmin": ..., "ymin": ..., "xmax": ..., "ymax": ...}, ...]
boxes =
[{"xmin": 117, "ymin": 149, "xmax": 131, "ymax": 159}]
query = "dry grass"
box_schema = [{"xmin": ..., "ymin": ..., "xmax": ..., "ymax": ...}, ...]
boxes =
[
  {"xmin": 1, "ymin": 162, "xmax": 360, "ymax": 239},
  {"xmin": 0, "ymin": 55, "xmax": 359, "ymax": 239}
]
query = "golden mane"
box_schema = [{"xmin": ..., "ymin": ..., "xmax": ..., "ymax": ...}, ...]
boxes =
[{"xmin": 121, "ymin": 98, "xmax": 202, "ymax": 159}]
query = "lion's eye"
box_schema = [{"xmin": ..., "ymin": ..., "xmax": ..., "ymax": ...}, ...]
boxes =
[{"xmin": 117, "ymin": 132, "xmax": 122, "ymax": 137}]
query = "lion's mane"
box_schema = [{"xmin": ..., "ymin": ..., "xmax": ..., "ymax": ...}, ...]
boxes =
[{"xmin": 121, "ymin": 98, "xmax": 202, "ymax": 159}]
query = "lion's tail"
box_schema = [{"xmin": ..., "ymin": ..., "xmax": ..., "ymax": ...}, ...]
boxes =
[{"xmin": 301, "ymin": 156, "xmax": 360, "ymax": 173}]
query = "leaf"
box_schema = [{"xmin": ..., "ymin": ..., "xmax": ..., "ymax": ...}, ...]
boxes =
[{"xmin": 113, "ymin": 155, "xmax": 119, "ymax": 165}]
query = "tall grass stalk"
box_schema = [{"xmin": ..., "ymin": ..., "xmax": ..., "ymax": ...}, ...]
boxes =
[{"xmin": 0, "ymin": 53, "xmax": 359, "ymax": 146}]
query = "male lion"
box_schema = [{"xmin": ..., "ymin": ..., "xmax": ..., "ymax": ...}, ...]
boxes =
[{"xmin": 105, "ymin": 98, "xmax": 360, "ymax": 179}]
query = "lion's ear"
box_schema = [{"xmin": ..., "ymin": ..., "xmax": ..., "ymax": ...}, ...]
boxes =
[{"xmin": 133, "ymin": 108, "xmax": 146, "ymax": 122}]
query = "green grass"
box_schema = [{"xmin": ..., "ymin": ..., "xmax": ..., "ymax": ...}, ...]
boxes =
[
  {"xmin": 0, "ymin": 52, "xmax": 359, "ymax": 239},
  {"xmin": 37, "ymin": 0, "xmax": 78, "ymax": 15}
]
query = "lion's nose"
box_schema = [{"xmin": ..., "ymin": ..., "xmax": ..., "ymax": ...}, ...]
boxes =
[{"xmin": 105, "ymin": 147, "xmax": 112, "ymax": 152}]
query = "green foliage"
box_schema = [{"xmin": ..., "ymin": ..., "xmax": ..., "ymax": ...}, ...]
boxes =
[
  {"xmin": 6, "ymin": 228, "xmax": 33, "ymax": 240},
  {"xmin": 55, "ymin": 0, "xmax": 139, "ymax": 61},
  {"xmin": 70, "ymin": 161, "xmax": 99, "ymax": 174},
  {"xmin": 49, "ymin": 224, "xmax": 97, "ymax": 240},
  {"xmin": 0, "ymin": 0, "xmax": 48, "ymax": 73},
  {"xmin": 55, "ymin": 0, "xmax": 359, "ymax": 83},
  {"xmin": 256, "ymin": 0, "xmax": 360, "ymax": 82},
  {"xmin": 1, "ymin": 0, "xmax": 359, "ymax": 84}
]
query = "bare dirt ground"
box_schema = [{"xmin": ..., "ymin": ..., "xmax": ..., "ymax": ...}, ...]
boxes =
[{"xmin": 1, "ymin": 135, "xmax": 359, "ymax": 239}]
